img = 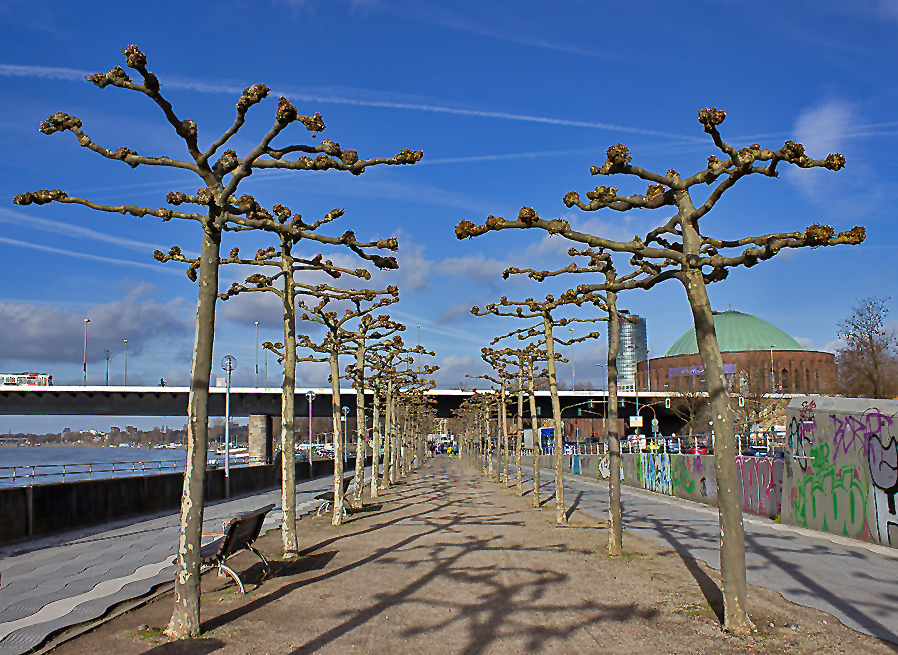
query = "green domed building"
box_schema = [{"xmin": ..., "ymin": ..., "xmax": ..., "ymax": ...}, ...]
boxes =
[{"xmin": 637, "ymin": 310, "xmax": 837, "ymax": 394}]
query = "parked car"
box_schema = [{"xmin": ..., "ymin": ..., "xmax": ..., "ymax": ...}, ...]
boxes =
[
  {"xmin": 741, "ymin": 447, "xmax": 769, "ymax": 457},
  {"xmin": 683, "ymin": 443, "xmax": 708, "ymax": 455}
]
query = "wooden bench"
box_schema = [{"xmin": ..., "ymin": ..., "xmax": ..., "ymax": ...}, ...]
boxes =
[
  {"xmin": 199, "ymin": 503, "xmax": 275, "ymax": 594},
  {"xmin": 314, "ymin": 476, "xmax": 355, "ymax": 517}
]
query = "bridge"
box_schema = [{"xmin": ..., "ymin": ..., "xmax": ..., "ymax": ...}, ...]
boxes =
[{"xmin": 0, "ymin": 385, "xmax": 690, "ymax": 427}]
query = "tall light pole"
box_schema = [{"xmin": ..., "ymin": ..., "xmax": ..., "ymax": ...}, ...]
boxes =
[
  {"xmin": 104, "ymin": 349, "xmax": 110, "ymax": 386},
  {"xmin": 123, "ymin": 339, "xmax": 128, "ymax": 385},
  {"xmin": 342, "ymin": 406, "xmax": 350, "ymax": 462},
  {"xmin": 221, "ymin": 355, "xmax": 236, "ymax": 498},
  {"xmin": 416, "ymin": 325, "xmax": 421, "ymax": 373},
  {"xmin": 569, "ymin": 327, "xmax": 575, "ymax": 390},
  {"xmin": 254, "ymin": 321, "xmax": 259, "ymax": 388},
  {"xmin": 83, "ymin": 318, "xmax": 90, "ymax": 386},
  {"xmin": 769, "ymin": 344, "xmax": 776, "ymax": 392},
  {"xmin": 306, "ymin": 390, "xmax": 316, "ymax": 477}
]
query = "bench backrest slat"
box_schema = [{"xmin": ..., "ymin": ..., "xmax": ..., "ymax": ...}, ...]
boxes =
[{"xmin": 217, "ymin": 503, "xmax": 275, "ymax": 560}]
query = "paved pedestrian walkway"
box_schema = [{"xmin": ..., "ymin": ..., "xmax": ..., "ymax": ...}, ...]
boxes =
[
  {"xmin": 0, "ymin": 473, "xmax": 361, "ymax": 655},
  {"xmin": 497, "ymin": 460, "xmax": 898, "ymax": 644},
  {"xmin": 44, "ymin": 458, "xmax": 895, "ymax": 654}
]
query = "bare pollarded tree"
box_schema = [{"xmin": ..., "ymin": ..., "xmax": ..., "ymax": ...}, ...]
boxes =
[
  {"xmin": 474, "ymin": 293, "xmax": 604, "ymax": 525},
  {"xmin": 14, "ymin": 45, "xmax": 420, "ymax": 639},
  {"xmin": 342, "ymin": 316, "xmax": 405, "ymax": 505},
  {"xmin": 164, "ymin": 214, "xmax": 378, "ymax": 556},
  {"xmin": 500, "ymin": 248, "xmax": 646, "ymax": 555},
  {"xmin": 291, "ymin": 285, "xmax": 400, "ymax": 524},
  {"xmin": 455, "ymin": 107, "xmax": 864, "ymax": 632}
]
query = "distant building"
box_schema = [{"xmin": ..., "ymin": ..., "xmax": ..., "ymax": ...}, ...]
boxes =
[
  {"xmin": 638, "ymin": 310, "xmax": 837, "ymax": 394},
  {"xmin": 609, "ymin": 310, "xmax": 647, "ymax": 392}
]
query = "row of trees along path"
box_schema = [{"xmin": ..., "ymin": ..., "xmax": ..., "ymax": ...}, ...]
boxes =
[
  {"xmin": 13, "ymin": 45, "xmax": 423, "ymax": 639},
  {"xmin": 455, "ymin": 107, "xmax": 865, "ymax": 634}
]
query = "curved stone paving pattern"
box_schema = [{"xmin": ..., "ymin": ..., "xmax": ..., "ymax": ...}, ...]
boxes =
[{"xmin": 0, "ymin": 474, "xmax": 354, "ymax": 655}]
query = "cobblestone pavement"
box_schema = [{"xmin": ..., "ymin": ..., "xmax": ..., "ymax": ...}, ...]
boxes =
[
  {"xmin": 496, "ymin": 460, "xmax": 898, "ymax": 645},
  {"xmin": 0, "ymin": 472, "xmax": 362, "ymax": 655}
]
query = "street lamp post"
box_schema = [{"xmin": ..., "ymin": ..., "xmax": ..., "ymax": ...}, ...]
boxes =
[
  {"xmin": 569, "ymin": 327, "xmax": 575, "ymax": 390},
  {"xmin": 416, "ymin": 325, "xmax": 421, "ymax": 373},
  {"xmin": 342, "ymin": 406, "xmax": 350, "ymax": 462},
  {"xmin": 221, "ymin": 355, "xmax": 237, "ymax": 498},
  {"xmin": 123, "ymin": 339, "xmax": 128, "ymax": 385},
  {"xmin": 306, "ymin": 390, "xmax": 316, "ymax": 477},
  {"xmin": 83, "ymin": 318, "xmax": 90, "ymax": 386},
  {"xmin": 769, "ymin": 344, "xmax": 776, "ymax": 393},
  {"xmin": 104, "ymin": 349, "xmax": 110, "ymax": 386},
  {"xmin": 254, "ymin": 321, "xmax": 259, "ymax": 388}
]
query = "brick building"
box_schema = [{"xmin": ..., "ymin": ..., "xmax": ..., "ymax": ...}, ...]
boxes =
[{"xmin": 637, "ymin": 310, "xmax": 837, "ymax": 394}]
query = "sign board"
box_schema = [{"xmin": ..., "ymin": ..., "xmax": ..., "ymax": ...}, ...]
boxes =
[{"xmin": 629, "ymin": 416, "xmax": 643, "ymax": 428}]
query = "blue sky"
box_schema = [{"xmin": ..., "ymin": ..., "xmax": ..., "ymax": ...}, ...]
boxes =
[{"xmin": 1, "ymin": 0, "xmax": 897, "ymax": 430}]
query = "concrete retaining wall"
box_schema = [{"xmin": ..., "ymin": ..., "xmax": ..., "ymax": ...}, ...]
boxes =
[
  {"xmin": 515, "ymin": 450, "xmax": 783, "ymax": 519},
  {"xmin": 781, "ymin": 396, "xmax": 898, "ymax": 547},
  {"xmin": 0, "ymin": 456, "xmax": 366, "ymax": 544}
]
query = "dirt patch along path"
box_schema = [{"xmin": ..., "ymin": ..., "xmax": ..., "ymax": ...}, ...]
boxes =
[{"xmin": 51, "ymin": 457, "xmax": 897, "ymax": 655}]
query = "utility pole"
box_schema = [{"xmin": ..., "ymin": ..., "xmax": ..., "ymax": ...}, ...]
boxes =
[
  {"xmin": 255, "ymin": 321, "xmax": 260, "ymax": 387},
  {"xmin": 104, "ymin": 349, "xmax": 110, "ymax": 386},
  {"xmin": 83, "ymin": 318, "xmax": 90, "ymax": 386},
  {"xmin": 123, "ymin": 339, "xmax": 128, "ymax": 385}
]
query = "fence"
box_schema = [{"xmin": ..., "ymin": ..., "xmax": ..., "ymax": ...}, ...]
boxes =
[{"xmin": 0, "ymin": 452, "xmax": 330, "ymax": 488}]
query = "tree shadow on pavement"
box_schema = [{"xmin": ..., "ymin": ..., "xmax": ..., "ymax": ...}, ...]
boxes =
[
  {"xmin": 139, "ymin": 638, "xmax": 226, "ymax": 654},
  {"xmin": 649, "ymin": 518, "xmax": 724, "ymax": 623}
]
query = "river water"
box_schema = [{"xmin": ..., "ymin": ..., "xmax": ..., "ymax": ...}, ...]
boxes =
[{"xmin": 0, "ymin": 446, "xmax": 188, "ymax": 487}]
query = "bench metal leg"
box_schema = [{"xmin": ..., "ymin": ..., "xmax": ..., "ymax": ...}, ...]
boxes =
[
  {"xmin": 317, "ymin": 501, "xmax": 330, "ymax": 517},
  {"xmin": 248, "ymin": 546, "xmax": 271, "ymax": 579},
  {"xmin": 218, "ymin": 563, "xmax": 246, "ymax": 595}
]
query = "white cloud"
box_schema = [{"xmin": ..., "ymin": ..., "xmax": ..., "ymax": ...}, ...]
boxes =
[
  {"xmin": 793, "ymin": 336, "xmax": 816, "ymax": 350},
  {"xmin": 0, "ymin": 284, "xmax": 189, "ymax": 367},
  {"xmin": 787, "ymin": 99, "xmax": 852, "ymax": 197}
]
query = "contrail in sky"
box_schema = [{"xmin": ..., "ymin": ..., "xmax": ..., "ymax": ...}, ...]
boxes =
[
  {"xmin": 0, "ymin": 63, "xmax": 699, "ymax": 141},
  {"xmin": 0, "ymin": 236, "xmax": 183, "ymax": 275}
]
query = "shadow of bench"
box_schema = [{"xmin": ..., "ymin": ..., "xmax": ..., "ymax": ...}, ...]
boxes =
[{"xmin": 199, "ymin": 503, "xmax": 275, "ymax": 594}]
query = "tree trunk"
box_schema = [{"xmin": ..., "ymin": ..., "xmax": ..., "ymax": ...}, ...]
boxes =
[
  {"xmin": 683, "ymin": 268, "xmax": 753, "ymax": 634},
  {"xmin": 353, "ymin": 345, "xmax": 366, "ymax": 506},
  {"xmin": 165, "ymin": 222, "xmax": 220, "ymax": 639},
  {"xmin": 606, "ymin": 291, "xmax": 623, "ymax": 555},
  {"xmin": 382, "ymin": 382, "xmax": 393, "ymax": 488},
  {"xmin": 501, "ymin": 381, "xmax": 510, "ymax": 486},
  {"xmin": 516, "ymin": 368, "xmax": 524, "ymax": 495},
  {"xmin": 370, "ymin": 387, "xmax": 380, "ymax": 499},
  {"xmin": 543, "ymin": 316, "xmax": 567, "ymax": 525},
  {"xmin": 280, "ymin": 243, "xmax": 298, "ymax": 556},
  {"xmin": 528, "ymin": 359, "xmax": 541, "ymax": 509},
  {"xmin": 487, "ymin": 401, "xmax": 495, "ymax": 480},
  {"xmin": 329, "ymin": 337, "xmax": 345, "ymax": 525}
]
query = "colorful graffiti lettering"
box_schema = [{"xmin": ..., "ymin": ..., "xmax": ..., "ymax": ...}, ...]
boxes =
[
  {"xmin": 831, "ymin": 409, "xmax": 894, "ymax": 462},
  {"xmin": 638, "ymin": 453, "xmax": 673, "ymax": 496},
  {"xmin": 792, "ymin": 441, "xmax": 867, "ymax": 539},
  {"xmin": 867, "ymin": 424, "xmax": 898, "ymax": 545},
  {"xmin": 737, "ymin": 456, "xmax": 782, "ymax": 518},
  {"xmin": 671, "ymin": 457, "xmax": 695, "ymax": 495},
  {"xmin": 597, "ymin": 455, "xmax": 623, "ymax": 481}
]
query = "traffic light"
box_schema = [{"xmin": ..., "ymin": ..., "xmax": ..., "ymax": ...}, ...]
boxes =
[
  {"xmin": 664, "ymin": 397, "xmax": 671, "ymax": 409},
  {"xmin": 738, "ymin": 396, "xmax": 745, "ymax": 407}
]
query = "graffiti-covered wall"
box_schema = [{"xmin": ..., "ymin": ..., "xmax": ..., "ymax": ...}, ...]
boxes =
[
  {"xmin": 782, "ymin": 396, "xmax": 898, "ymax": 546},
  {"xmin": 591, "ymin": 452, "xmax": 782, "ymax": 519},
  {"xmin": 519, "ymin": 449, "xmax": 784, "ymax": 519}
]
